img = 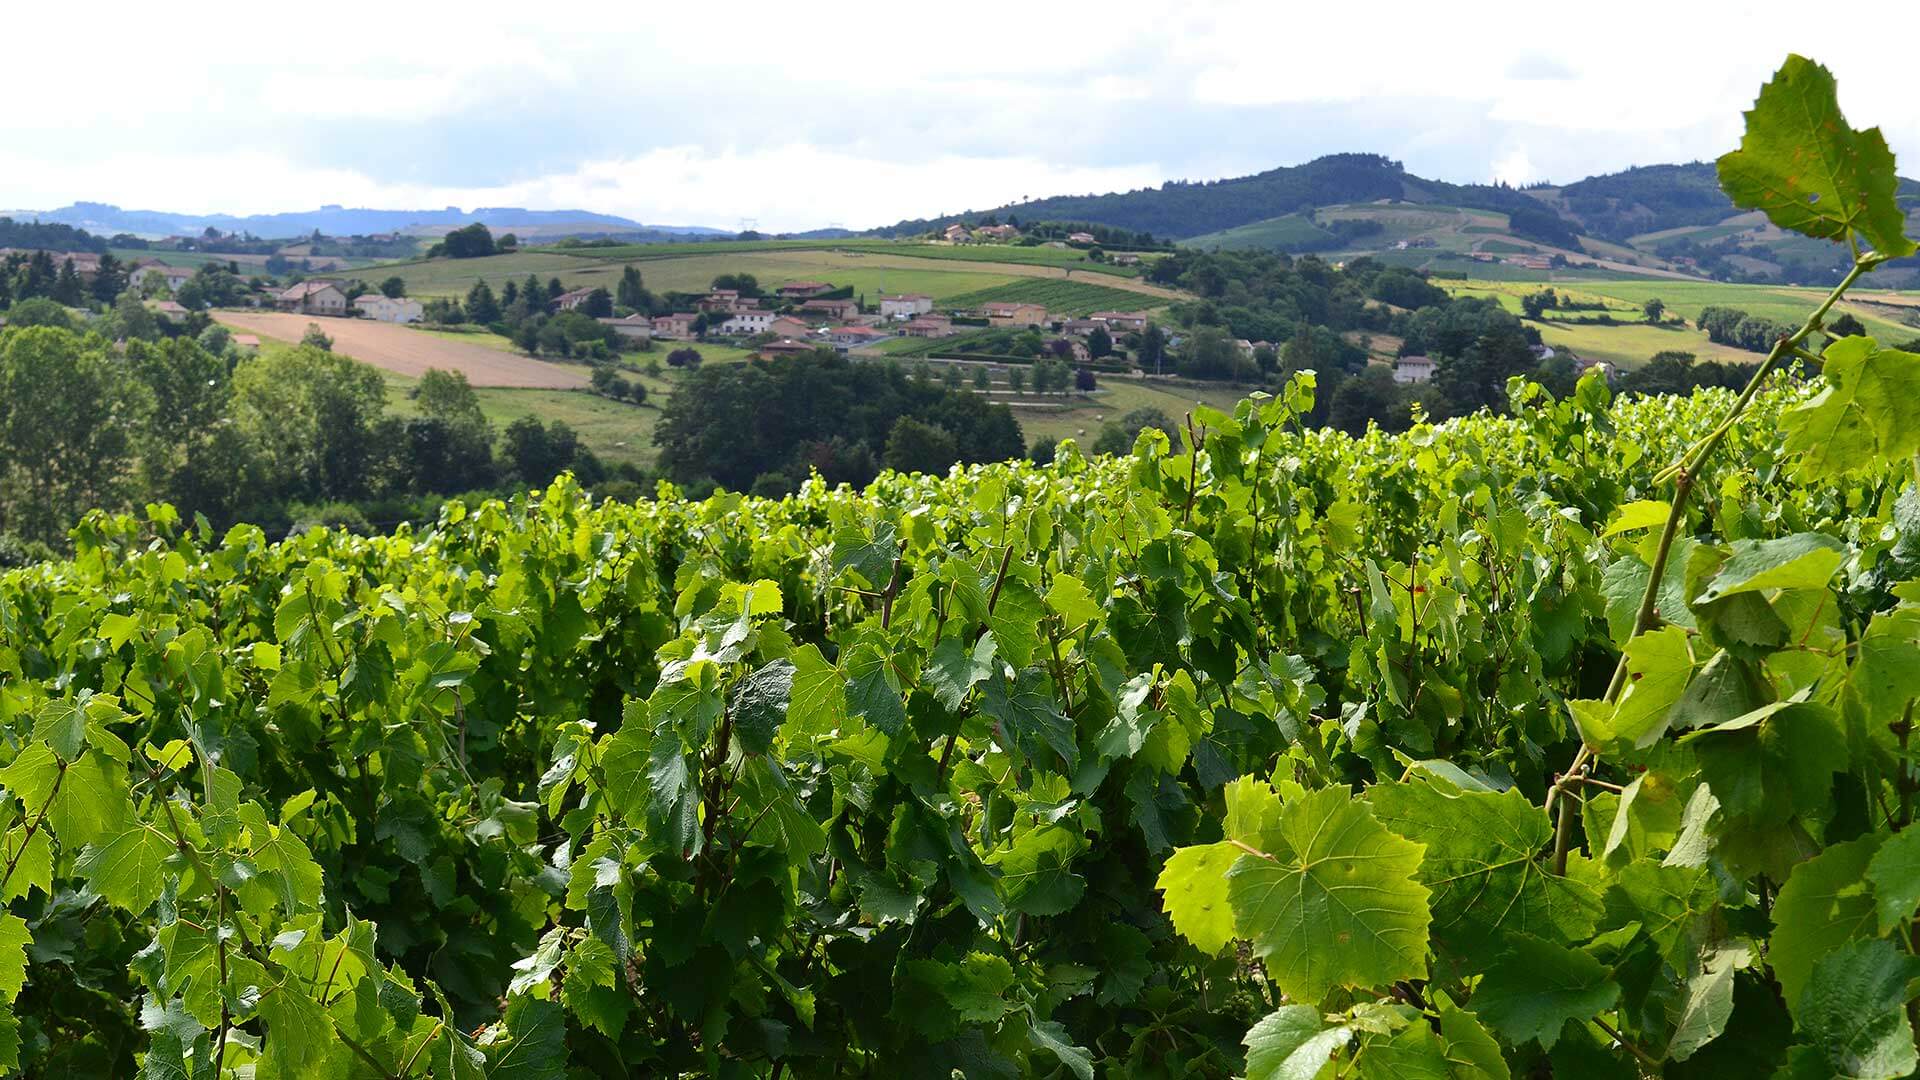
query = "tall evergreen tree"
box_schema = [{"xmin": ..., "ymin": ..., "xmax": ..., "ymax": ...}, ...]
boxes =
[
  {"xmin": 466, "ymin": 280, "xmax": 501, "ymax": 324},
  {"xmin": 51, "ymin": 259, "xmax": 83, "ymax": 306}
]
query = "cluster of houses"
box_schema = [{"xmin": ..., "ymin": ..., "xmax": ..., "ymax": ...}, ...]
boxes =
[
  {"xmin": 1390, "ymin": 343, "xmax": 1606, "ymax": 386},
  {"xmin": 934, "ymin": 223, "xmax": 1142, "ymax": 265},
  {"xmin": 276, "ymin": 279, "xmax": 424, "ymax": 323},
  {"xmin": 597, "ymin": 277, "xmax": 1157, "ymax": 362}
]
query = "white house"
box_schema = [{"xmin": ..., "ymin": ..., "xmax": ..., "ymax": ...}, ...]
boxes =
[
  {"xmin": 879, "ymin": 294, "xmax": 934, "ymax": 320},
  {"xmin": 354, "ymin": 294, "xmax": 424, "ymax": 323},
  {"xmin": 720, "ymin": 310, "xmax": 776, "ymax": 335},
  {"xmin": 553, "ymin": 287, "xmax": 597, "ymax": 311},
  {"xmin": 129, "ymin": 262, "xmax": 196, "ymax": 293},
  {"xmin": 1392, "ymin": 355, "xmax": 1435, "ymax": 385}
]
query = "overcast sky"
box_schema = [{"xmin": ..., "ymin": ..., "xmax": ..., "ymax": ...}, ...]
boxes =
[{"xmin": 4, "ymin": 1, "xmax": 1917, "ymax": 233}]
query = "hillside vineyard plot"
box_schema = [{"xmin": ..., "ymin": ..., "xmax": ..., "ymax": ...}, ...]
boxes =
[{"xmin": 10, "ymin": 55, "xmax": 1920, "ymax": 1079}]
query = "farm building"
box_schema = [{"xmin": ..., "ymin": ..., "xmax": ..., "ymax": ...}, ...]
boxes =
[
  {"xmin": 1091, "ymin": 311, "xmax": 1148, "ymax": 332},
  {"xmin": 777, "ymin": 281, "xmax": 834, "ymax": 299},
  {"xmin": 652, "ymin": 313, "xmax": 698, "ymax": 339},
  {"xmin": 355, "ymin": 294, "xmax": 424, "ymax": 323},
  {"xmin": 766, "ymin": 315, "xmax": 813, "ymax": 338},
  {"xmin": 1392, "ymin": 355, "xmax": 1435, "ymax": 384},
  {"xmin": 698, "ymin": 289, "xmax": 744, "ymax": 313},
  {"xmin": 982, "ymin": 302, "xmax": 1048, "ymax": 328},
  {"xmin": 826, "ymin": 326, "xmax": 888, "ymax": 350},
  {"xmin": 879, "ymin": 294, "xmax": 934, "ymax": 320},
  {"xmin": 758, "ymin": 338, "xmax": 819, "ymax": 358},
  {"xmin": 598, "ymin": 314, "xmax": 655, "ymax": 341},
  {"xmin": 943, "ymin": 224, "xmax": 972, "ymax": 243},
  {"xmin": 902, "ymin": 315, "xmax": 956, "ymax": 338},
  {"xmin": 277, "ymin": 280, "xmax": 349, "ymax": 315},
  {"xmin": 554, "ymin": 287, "xmax": 597, "ymax": 311},
  {"xmin": 799, "ymin": 298, "xmax": 860, "ymax": 322},
  {"xmin": 975, "ymin": 224, "xmax": 1019, "ymax": 241},
  {"xmin": 720, "ymin": 310, "xmax": 777, "ymax": 335},
  {"xmin": 129, "ymin": 261, "xmax": 195, "ymax": 292}
]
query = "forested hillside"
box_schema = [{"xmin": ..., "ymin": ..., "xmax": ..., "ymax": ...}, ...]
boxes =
[{"xmin": 877, "ymin": 153, "xmax": 1566, "ymax": 242}]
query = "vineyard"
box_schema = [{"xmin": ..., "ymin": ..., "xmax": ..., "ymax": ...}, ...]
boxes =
[
  {"xmin": 4, "ymin": 56, "xmax": 1920, "ymax": 1079},
  {"xmin": 941, "ymin": 279, "xmax": 1163, "ymax": 317}
]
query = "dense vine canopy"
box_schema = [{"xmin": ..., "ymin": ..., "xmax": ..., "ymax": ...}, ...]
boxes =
[{"xmin": 2, "ymin": 54, "xmax": 1920, "ymax": 1079}]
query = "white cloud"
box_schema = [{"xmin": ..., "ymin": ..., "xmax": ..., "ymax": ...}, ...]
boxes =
[
  {"xmin": 3, "ymin": 0, "xmax": 1918, "ymax": 230},
  {"xmin": 1491, "ymin": 147, "xmax": 1536, "ymax": 186}
]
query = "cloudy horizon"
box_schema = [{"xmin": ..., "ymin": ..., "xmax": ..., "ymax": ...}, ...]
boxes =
[{"xmin": 4, "ymin": 0, "xmax": 1916, "ymax": 233}]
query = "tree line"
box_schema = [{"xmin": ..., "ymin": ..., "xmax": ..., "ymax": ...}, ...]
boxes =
[{"xmin": 0, "ymin": 325, "xmax": 612, "ymax": 558}]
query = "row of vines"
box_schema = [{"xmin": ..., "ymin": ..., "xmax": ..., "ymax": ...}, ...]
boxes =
[{"xmin": 1, "ymin": 54, "xmax": 1919, "ymax": 1078}]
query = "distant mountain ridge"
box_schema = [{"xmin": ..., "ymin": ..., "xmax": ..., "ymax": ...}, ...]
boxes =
[
  {"xmin": 3, "ymin": 202, "xmax": 729, "ymax": 240},
  {"xmin": 873, "ymin": 154, "xmax": 1569, "ymax": 241},
  {"xmin": 876, "ymin": 154, "xmax": 1920, "ymax": 284},
  {"xmin": 877, "ymin": 154, "xmax": 1918, "ymax": 244}
]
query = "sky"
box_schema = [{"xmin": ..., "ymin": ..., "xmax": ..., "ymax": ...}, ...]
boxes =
[{"xmin": 4, "ymin": 1, "xmax": 1918, "ymax": 233}]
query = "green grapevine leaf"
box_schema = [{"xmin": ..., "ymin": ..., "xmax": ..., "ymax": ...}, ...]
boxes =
[
  {"xmin": 924, "ymin": 633, "xmax": 996, "ymax": 711},
  {"xmin": 1602, "ymin": 860, "xmax": 1716, "ymax": 971},
  {"xmin": 1694, "ymin": 533, "xmax": 1847, "ymax": 603},
  {"xmin": 1226, "ymin": 786, "xmax": 1431, "ymax": 1003},
  {"xmin": 1027, "ymin": 1017, "xmax": 1094, "ymax": 1080},
  {"xmin": 74, "ymin": 819, "xmax": 174, "ymax": 914},
  {"xmin": 1665, "ymin": 943, "xmax": 1748, "ymax": 1062},
  {"xmin": 985, "ymin": 578, "xmax": 1046, "ymax": 668},
  {"xmin": 1717, "ymin": 54, "xmax": 1916, "ymax": 257},
  {"xmin": 980, "ymin": 668, "xmax": 1076, "ymax": 771},
  {"xmin": 1682, "ymin": 702, "xmax": 1846, "ymax": 826},
  {"xmin": 0, "ymin": 825, "xmax": 51, "ymax": 903},
  {"xmin": 645, "ymin": 728, "xmax": 700, "ymax": 857},
  {"xmin": 256, "ymin": 979, "xmax": 332, "ymax": 1076},
  {"xmin": 1470, "ymin": 934, "xmax": 1619, "ymax": 1049},
  {"xmin": 988, "ymin": 825, "xmax": 1085, "ymax": 916},
  {"xmin": 843, "ymin": 643, "xmax": 906, "ymax": 737},
  {"xmin": 1866, "ymin": 824, "xmax": 1920, "ymax": 934},
  {"xmin": 0, "ymin": 915, "xmax": 28, "ymax": 1003},
  {"xmin": 1771, "ymin": 832, "xmax": 1884, "ymax": 1015},
  {"xmin": 1789, "ymin": 938, "xmax": 1920, "ymax": 1080},
  {"xmin": 485, "ymin": 996, "xmax": 567, "ymax": 1080},
  {"xmin": 1780, "ymin": 337, "xmax": 1920, "ymax": 479},
  {"xmin": 1569, "ymin": 626, "xmax": 1694, "ymax": 750},
  {"xmin": 1156, "ymin": 842, "xmax": 1238, "ymax": 955},
  {"xmin": 237, "ymin": 802, "xmax": 323, "ymax": 915},
  {"xmin": 1369, "ymin": 780, "xmax": 1600, "ymax": 964},
  {"xmin": 730, "ymin": 659, "xmax": 793, "ymax": 755},
  {"xmin": 1243, "ymin": 1005, "xmax": 1352, "ymax": 1080}
]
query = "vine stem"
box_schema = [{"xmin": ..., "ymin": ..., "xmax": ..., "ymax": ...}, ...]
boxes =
[
  {"xmin": 1550, "ymin": 256, "xmax": 1880, "ymax": 876},
  {"xmin": 1593, "ymin": 1016, "xmax": 1660, "ymax": 1071},
  {"xmin": 0, "ymin": 759, "xmax": 66, "ymax": 897},
  {"xmin": 213, "ymin": 885, "xmax": 231, "ymax": 1078},
  {"xmin": 936, "ymin": 543, "xmax": 1016, "ymax": 783}
]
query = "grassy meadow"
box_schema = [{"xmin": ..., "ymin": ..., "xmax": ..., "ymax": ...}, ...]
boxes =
[{"xmin": 1439, "ymin": 276, "xmax": 1920, "ymax": 369}]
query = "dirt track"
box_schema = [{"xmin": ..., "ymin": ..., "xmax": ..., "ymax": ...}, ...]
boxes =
[{"xmin": 214, "ymin": 311, "xmax": 589, "ymax": 388}]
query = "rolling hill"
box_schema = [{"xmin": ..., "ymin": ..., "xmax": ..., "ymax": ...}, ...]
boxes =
[{"xmin": 880, "ymin": 155, "xmax": 1920, "ymax": 286}]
